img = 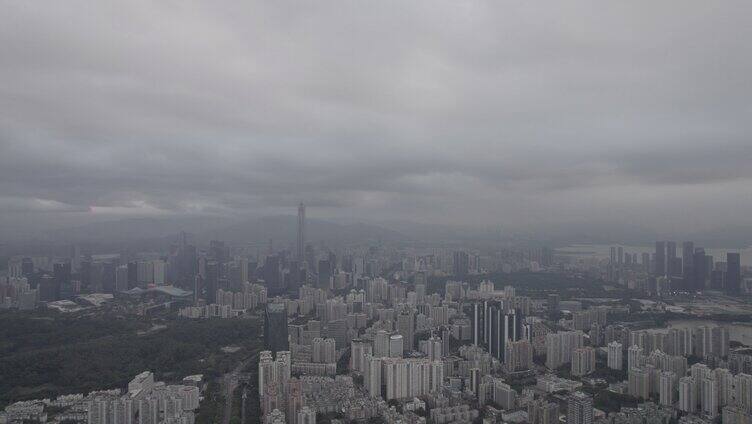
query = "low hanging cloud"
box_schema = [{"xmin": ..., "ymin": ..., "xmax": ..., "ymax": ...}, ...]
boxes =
[{"xmin": 1, "ymin": 1, "xmax": 752, "ymax": 235}]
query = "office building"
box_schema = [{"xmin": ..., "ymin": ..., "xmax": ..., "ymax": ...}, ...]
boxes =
[
  {"xmin": 453, "ymin": 251, "xmax": 469, "ymax": 277},
  {"xmin": 205, "ymin": 261, "xmax": 219, "ymax": 304},
  {"xmin": 547, "ymin": 294, "xmax": 559, "ymax": 318},
  {"xmin": 488, "ymin": 304, "xmax": 523, "ymax": 361},
  {"xmin": 666, "ymin": 241, "xmax": 677, "ymax": 276},
  {"xmin": 655, "ymin": 241, "xmax": 666, "ymax": 277},
  {"xmin": 264, "ymin": 303, "xmax": 290, "ymax": 353},
  {"xmin": 53, "ymin": 261, "xmax": 71, "ymax": 298},
  {"xmin": 693, "ymin": 248, "xmax": 708, "ymax": 291},
  {"xmin": 727, "ymin": 252, "xmax": 741, "ymax": 295}
]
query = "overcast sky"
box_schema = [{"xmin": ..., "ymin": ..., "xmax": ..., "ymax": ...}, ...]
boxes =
[{"xmin": 1, "ymin": 1, "xmax": 751, "ymax": 237}]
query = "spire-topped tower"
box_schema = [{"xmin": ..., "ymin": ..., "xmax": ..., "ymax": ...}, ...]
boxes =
[{"xmin": 297, "ymin": 202, "xmax": 306, "ymax": 262}]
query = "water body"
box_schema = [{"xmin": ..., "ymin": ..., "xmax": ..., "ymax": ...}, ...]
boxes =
[{"xmin": 560, "ymin": 244, "xmax": 751, "ymax": 266}]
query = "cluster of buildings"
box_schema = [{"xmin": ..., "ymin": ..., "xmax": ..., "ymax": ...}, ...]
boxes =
[
  {"xmin": 4, "ymin": 205, "xmax": 752, "ymax": 424},
  {"xmin": 0, "ymin": 276, "xmax": 37, "ymax": 309},
  {"xmin": 607, "ymin": 241, "xmax": 748, "ymax": 295},
  {"xmin": 178, "ymin": 284, "xmax": 267, "ymax": 318},
  {"xmin": 252, "ymin": 258, "xmax": 752, "ymax": 424},
  {"xmin": 257, "ymin": 274, "xmax": 598, "ymax": 424},
  {"xmin": 0, "ymin": 372, "xmax": 203, "ymax": 424}
]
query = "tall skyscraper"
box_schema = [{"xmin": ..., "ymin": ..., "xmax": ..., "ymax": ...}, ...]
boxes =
[
  {"xmin": 38, "ymin": 274, "xmax": 59, "ymax": 302},
  {"xmin": 488, "ymin": 304, "xmax": 523, "ymax": 361},
  {"xmin": 547, "ymin": 294, "xmax": 559, "ymax": 318},
  {"xmin": 655, "ymin": 241, "xmax": 666, "ymax": 277},
  {"xmin": 682, "ymin": 241, "xmax": 694, "ymax": 279},
  {"xmin": 453, "ymin": 251, "xmax": 469, "ymax": 277},
  {"xmin": 115, "ymin": 265, "xmax": 129, "ymax": 292},
  {"xmin": 666, "ymin": 241, "xmax": 677, "ymax": 276},
  {"xmin": 53, "ymin": 261, "xmax": 71, "ymax": 298},
  {"xmin": 297, "ymin": 203, "xmax": 305, "ymax": 262},
  {"xmin": 209, "ymin": 240, "xmax": 228, "ymax": 264},
  {"xmin": 727, "ymin": 253, "xmax": 741, "ymax": 295},
  {"xmin": 205, "ymin": 261, "xmax": 219, "ymax": 303},
  {"xmin": 641, "ymin": 252, "xmax": 650, "ymax": 274},
  {"xmin": 317, "ymin": 259, "xmax": 332, "ymax": 289},
  {"xmin": 693, "ymin": 248, "xmax": 707, "ymax": 291}
]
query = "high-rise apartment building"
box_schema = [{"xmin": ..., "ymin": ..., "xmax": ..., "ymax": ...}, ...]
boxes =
[
  {"xmin": 608, "ymin": 341, "xmax": 623, "ymax": 370},
  {"xmin": 546, "ymin": 331, "xmax": 584, "ymax": 369},
  {"xmin": 679, "ymin": 376, "xmax": 696, "ymax": 413},
  {"xmin": 571, "ymin": 347, "xmax": 596, "ymax": 376},
  {"xmin": 567, "ymin": 392, "xmax": 593, "ymax": 424}
]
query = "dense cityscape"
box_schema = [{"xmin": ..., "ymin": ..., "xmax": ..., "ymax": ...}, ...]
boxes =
[
  {"xmin": 2, "ymin": 203, "xmax": 752, "ymax": 424},
  {"xmin": 3, "ymin": 2, "xmax": 752, "ymax": 424}
]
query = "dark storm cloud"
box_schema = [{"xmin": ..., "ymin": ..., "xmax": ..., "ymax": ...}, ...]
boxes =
[{"xmin": 1, "ymin": 0, "xmax": 752, "ymax": 233}]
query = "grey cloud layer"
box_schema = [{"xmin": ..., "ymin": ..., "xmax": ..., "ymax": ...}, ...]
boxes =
[{"xmin": 1, "ymin": 1, "xmax": 751, "ymax": 232}]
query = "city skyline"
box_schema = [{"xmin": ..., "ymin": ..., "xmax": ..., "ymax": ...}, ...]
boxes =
[{"xmin": 3, "ymin": 3, "xmax": 752, "ymax": 423}]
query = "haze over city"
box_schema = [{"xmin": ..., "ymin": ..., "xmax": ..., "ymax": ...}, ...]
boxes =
[{"xmin": 3, "ymin": 3, "xmax": 752, "ymax": 424}]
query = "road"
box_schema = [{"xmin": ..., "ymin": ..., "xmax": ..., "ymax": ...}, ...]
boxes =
[{"xmin": 221, "ymin": 352, "xmax": 259, "ymax": 424}]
